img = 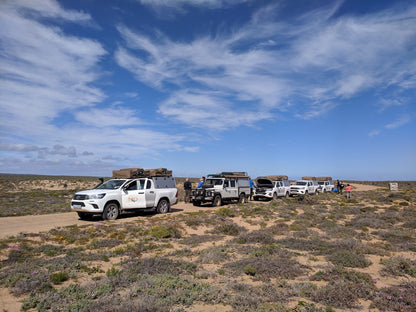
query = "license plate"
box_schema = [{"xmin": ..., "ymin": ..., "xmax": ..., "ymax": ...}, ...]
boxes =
[{"xmin": 73, "ymin": 205, "xmax": 82, "ymax": 209}]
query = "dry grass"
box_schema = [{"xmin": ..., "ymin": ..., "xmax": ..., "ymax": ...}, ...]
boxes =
[{"xmin": 0, "ymin": 175, "xmax": 415, "ymax": 312}]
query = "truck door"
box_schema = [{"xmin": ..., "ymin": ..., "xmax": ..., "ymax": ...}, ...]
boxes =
[
  {"xmin": 145, "ymin": 179, "xmax": 156, "ymax": 207},
  {"xmin": 121, "ymin": 179, "xmax": 146, "ymax": 209},
  {"xmin": 276, "ymin": 181, "xmax": 283, "ymax": 196},
  {"xmin": 223, "ymin": 179, "xmax": 237, "ymax": 198}
]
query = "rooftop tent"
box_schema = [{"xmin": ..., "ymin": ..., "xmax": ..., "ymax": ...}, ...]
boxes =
[
  {"xmin": 316, "ymin": 176, "xmax": 333, "ymax": 181},
  {"xmin": 263, "ymin": 175, "xmax": 289, "ymax": 181},
  {"xmin": 112, "ymin": 168, "xmax": 172, "ymax": 178}
]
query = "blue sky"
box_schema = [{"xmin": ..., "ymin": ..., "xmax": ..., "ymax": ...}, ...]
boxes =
[{"xmin": 0, "ymin": 0, "xmax": 415, "ymax": 180}]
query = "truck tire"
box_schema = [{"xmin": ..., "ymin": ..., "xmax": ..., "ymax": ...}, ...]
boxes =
[
  {"xmin": 272, "ymin": 192, "xmax": 278, "ymax": 200},
  {"xmin": 238, "ymin": 193, "xmax": 246, "ymax": 204},
  {"xmin": 157, "ymin": 199, "xmax": 170, "ymax": 214},
  {"xmin": 212, "ymin": 195, "xmax": 221, "ymax": 207},
  {"xmin": 285, "ymin": 192, "xmax": 290, "ymax": 199},
  {"xmin": 102, "ymin": 202, "xmax": 119, "ymax": 220},
  {"xmin": 193, "ymin": 201, "xmax": 201, "ymax": 206}
]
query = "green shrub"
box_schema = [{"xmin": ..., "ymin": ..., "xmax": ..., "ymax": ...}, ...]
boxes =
[
  {"xmin": 50, "ymin": 271, "xmax": 69, "ymax": 284},
  {"xmin": 244, "ymin": 265, "xmax": 256, "ymax": 276},
  {"xmin": 149, "ymin": 226, "xmax": 171, "ymax": 239},
  {"xmin": 327, "ymin": 250, "xmax": 371, "ymax": 268},
  {"xmin": 215, "ymin": 207, "xmax": 235, "ymax": 217}
]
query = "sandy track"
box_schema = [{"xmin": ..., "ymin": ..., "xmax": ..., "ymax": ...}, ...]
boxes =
[{"xmin": 0, "ymin": 202, "xmax": 205, "ymax": 239}]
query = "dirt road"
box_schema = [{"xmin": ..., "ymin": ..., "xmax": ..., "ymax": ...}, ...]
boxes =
[{"xmin": 0, "ymin": 202, "xmax": 203, "ymax": 239}]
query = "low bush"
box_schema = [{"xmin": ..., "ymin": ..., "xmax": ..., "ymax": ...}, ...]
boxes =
[
  {"xmin": 327, "ymin": 250, "xmax": 372, "ymax": 268},
  {"xmin": 380, "ymin": 256, "xmax": 416, "ymax": 277},
  {"xmin": 370, "ymin": 282, "xmax": 416, "ymax": 312}
]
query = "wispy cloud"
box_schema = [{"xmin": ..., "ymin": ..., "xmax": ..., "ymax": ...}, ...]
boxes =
[
  {"xmin": 369, "ymin": 115, "xmax": 412, "ymax": 136},
  {"xmin": 0, "ymin": 0, "xmax": 198, "ymax": 173},
  {"xmin": 384, "ymin": 115, "xmax": 411, "ymax": 130},
  {"xmin": 137, "ymin": 0, "xmax": 247, "ymax": 11},
  {"xmin": 116, "ymin": 1, "xmax": 416, "ymax": 128},
  {"xmin": 0, "ymin": 0, "xmax": 107, "ymax": 135}
]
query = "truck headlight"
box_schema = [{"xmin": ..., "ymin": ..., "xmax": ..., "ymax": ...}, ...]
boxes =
[{"xmin": 87, "ymin": 193, "xmax": 106, "ymax": 199}]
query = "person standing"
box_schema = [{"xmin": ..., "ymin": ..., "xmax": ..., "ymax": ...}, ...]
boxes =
[
  {"xmin": 183, "ymin": 178, "xmax": 192, "ymax": 203},
  {"xmin": 197, "ymin": 178, "xmax": 204, "ymax": 188},
  {"xmin": 336, "ymin": 180, "xmax": 341, "ymax": 194},
  {"xmin": 345, "ymin": 184, "xmax": 353, "ymax": 199},
  {"xmin": 249, "ymin": 179, "xmax": 256, "ymax": 200}
]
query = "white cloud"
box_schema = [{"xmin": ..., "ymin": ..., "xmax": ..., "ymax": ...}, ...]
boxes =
[
  {"xmin": 2, "ymin": 0, "xmax": 92, "ymax": 22},
  {"xmin": 384, "ymin": 115, "xmax": 411, "ymax": 130},
  {"xmin": 158, "ymin": 90, "xmax": 272, "ymax": 131},
  {"xmin": 368, "ymin": 115, "xmax": 412, "ymax": 137},
  {"xmin": 137, "ymin": 0, "xmax": 247, "ymax": 10},
  {"xmin": 0, "ymin": 0, "xmax": 107, "ymax": 136},
  {"xmin": 0, "ymin": 0, "xmax": 198, "ymax": 175},
  {"xmin": 74, "ymin": 107, "xmax": 145, "ymax": 128},
  {"xmin": 117, "ymin": 2, "xmax": 416, "ymax": 126}
]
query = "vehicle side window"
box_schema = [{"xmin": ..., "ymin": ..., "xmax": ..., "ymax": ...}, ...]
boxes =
[
  {"xmin": 137, "ymin": 180, "xmax": 145, "ymax": 190},
  {"xmin": 146, "ymin": 180, "xmax": 152, "ymax": 189},
  {"xmin": 126, "ymin": 181, "xmax": 137, "ymax": 191},
  {"xmin": 230, "ymin": 180, "xmax": 235, "ymax": 187}
]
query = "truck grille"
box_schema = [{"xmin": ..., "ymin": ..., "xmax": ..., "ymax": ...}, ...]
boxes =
[{"xmin": 73, "ymin": 194, "xmax": 88, "ymax": 200}]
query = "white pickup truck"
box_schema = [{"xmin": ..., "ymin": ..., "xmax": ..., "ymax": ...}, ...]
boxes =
[
  {"xmin": 254, "ymin": 175, "xmax": 291, "ymax": 200},
  {"xmin": 290, "ymin": 180, "xmax": 320, "ymax": 196},
  {"xmin": 317, "ymin": 180, "xmax": 334, "ymax": 192},
  {"xmin": 71, "ymin": 176, "xmax": 178, "ymax": 220}
]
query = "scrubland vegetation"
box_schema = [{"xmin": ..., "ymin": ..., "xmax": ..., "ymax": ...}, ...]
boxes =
[{"xmin": 0, "ymin": 175, "xmax": 415, "ymax": 311}]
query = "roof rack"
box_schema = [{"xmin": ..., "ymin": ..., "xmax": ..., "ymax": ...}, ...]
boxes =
[
  {"xmin": 112, "ymin": 168, "xmax": 172, "ymax": 178},
  {"xmin": 208, "ymin": 171, "xmax": 249, "ymax": 178}
]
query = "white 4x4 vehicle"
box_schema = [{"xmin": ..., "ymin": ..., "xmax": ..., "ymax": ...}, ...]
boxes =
[
  {"xmin": 71, "ymin": 176, "xmax": 178, "ymax": 220},
  {"xmin": 254, "ymin": 175, "xmax": 291, "ymax": 200},
  {"xmin": 317, "ymin": 180, "xmax": 334, "ymax": 193},
  {"xmin": 290, "ymin": 180, "xmax": 319, "ymax": 195},
  {"xmin": 192, "ymin": 172, "xmax": 250, "ymax": 206}
]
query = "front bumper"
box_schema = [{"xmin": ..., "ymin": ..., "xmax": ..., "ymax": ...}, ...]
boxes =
[
  {"xmin": 290, "ymin": 189, "xmax": 306, "ymax": 195},
  {"xmin": 71, "ymin": 200, "xmax": 103, "ymax": 213}
]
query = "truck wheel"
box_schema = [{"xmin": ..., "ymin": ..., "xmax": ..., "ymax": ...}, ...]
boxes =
[
  {"xmin": 285, "ymin": 192, "xmax": 290, "ymax": 199},
  {"xmin": 77, "ymin": 212, "xmax": 90, "ymax": 220},
  {"xmin": 238, "ymin": 193, "xmax": 246, "ymax": 204},
  {"xmin": 272, "ymin": 193, "xmax": 278, "ymax": 200},
  {"xmin": 157, "ymin": 199, "xmax": 170, "ymax": 214},
  {"xmin": 212, "ymin": 195, "xmax": 221, "ymax": 207},
  {"xmin": 102, "ymin": 202, "xmax": 119, "ymax": 220},
  {"xmin": 193, "ymin": 201, "xmax": 201, "ymax": 206}
]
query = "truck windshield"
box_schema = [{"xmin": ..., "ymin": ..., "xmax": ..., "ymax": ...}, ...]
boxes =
[
  {"xmin": 318, "ymin": 182, "xmax": 324, "ymax": 185},
  {"xmin": 205, "ymin": 179, "xmax": 223, "ymax": 186},
  {"xmin": 295, "ymin": 181, "xmax": 307, "ymax": 186},
  {"xmin": 96, "ymin": 179, "xmax": 126, "ymax": 190}
]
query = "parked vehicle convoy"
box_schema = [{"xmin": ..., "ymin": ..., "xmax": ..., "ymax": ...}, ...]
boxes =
[
  {"xmin": 71, "ymin": 168, "xmax": 178, "ymax": 220},
  {"xmin": 290, "ymin": 179, "xmax": 320, "ymax": 195},
  {"xmin": 191, "ymin": 172, "xmax": 250, "ymax": 206},
  {"xmin": 253, "ymin": 175, "xmax": 290, "ymax": 200}
]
